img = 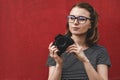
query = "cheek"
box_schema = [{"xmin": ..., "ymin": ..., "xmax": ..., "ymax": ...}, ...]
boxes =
[
  {"xmin": 82, "ymin": 25, "xmax": 90, "ymax": 29},
  {"xmin": 81, "ymin": 23, "xmax": 91, "ymax": 30},
  {"xmin": 81, "ymin": 26, "xmax": 90, "ymax": 32},
  {"xmin": 68, "ymin": 23, "xmax": 72, "ymax": 30},
  {"xmin": 68, "ymin": 23, "xmax": 72, "ymax": 27},
  {"xmin": 68, "ymin": 22, "xmax": 91, "ymax": 33}
]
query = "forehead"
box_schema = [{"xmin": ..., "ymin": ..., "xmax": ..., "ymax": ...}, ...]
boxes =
[{"xmin": 70, "ymin": 7, "xmax": 90, "ymax": 17}]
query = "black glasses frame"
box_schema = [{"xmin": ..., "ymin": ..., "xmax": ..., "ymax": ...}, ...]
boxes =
[{"xmin": 67, "ymin": 15, "xmax": 91, "ymax": 24}]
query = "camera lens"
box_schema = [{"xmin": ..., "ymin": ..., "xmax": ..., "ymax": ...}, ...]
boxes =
[{"xmin": 53, "ymin": 34, "xmax": 74, "ymax": 56}]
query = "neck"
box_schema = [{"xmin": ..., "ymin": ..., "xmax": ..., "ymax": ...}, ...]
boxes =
[{"xmin": 71, "ymin": 34, "xmax": 87, "ymax": 47}]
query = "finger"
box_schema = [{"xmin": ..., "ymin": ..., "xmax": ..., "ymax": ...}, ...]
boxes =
[
  {"xmin": 49, "ymin": 48, "xmax": 56, "ymax": 57},
  {"xmin": 50, "ymin": 48, "xmax": 55, "ymax": 57},
  {"xmin": 50, "ymin": 48, "xmax": 59, "ymax": 58},
  {"xmin": 54, "ymin": 49, "xmax": 59, "ymax": 53},
  {"xmin": 51, "ymin": 47, "xmax": 59, "ymax": 55},
  {"xmin": 67, "ymin": 44, "xmax": 77, "ymax": 50},
  {"xmin": 49, "ymin": 44, "xmax": 56, "ymax": 52},
  {"xmin": 69, "ymin": 44, "xmax": 76, "ymax": 47},
  {"xmin": 53, "ymin": 49, "xmax": 59, "ymax": 56},
  {"xmin": 52, "ymin": 48, "xmax": 58, "ymax": 53},
  {"xmin": 66, "ymin": 46, "xmax": 77, "ymax": 52},
  {"xmin": 48, "ymin": 42, "xmax": 53, "ymax": 49},
  {"xmin": 67, "ymin": 48, "xmax": 77, "ymax": 53}
]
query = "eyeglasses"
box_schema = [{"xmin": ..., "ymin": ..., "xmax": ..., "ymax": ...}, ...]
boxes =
[{"xmin": 67, "ymin": 15, "xmax": 91, "ymax": 24}]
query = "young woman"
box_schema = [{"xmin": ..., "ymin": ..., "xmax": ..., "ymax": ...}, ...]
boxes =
[{"xmin": 47, "ymin": 2, "xmax": 111, "ymax": 80}]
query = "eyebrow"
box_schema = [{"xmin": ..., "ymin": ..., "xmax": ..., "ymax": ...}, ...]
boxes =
[{"xmin": 69, "ymin": 15, "xmax": 91, "ymax": 19}]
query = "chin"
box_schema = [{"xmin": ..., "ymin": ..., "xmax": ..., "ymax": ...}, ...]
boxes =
[
  {"xmin": 72, "ymin": 33, "xmax": 81, "ymax": 35},
  {"xmin": 71, "ymin": 32, "xmax": 86, "ymax": 36}
]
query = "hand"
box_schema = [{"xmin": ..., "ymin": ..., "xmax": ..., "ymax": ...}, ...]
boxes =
[
  {"xmin": 48, "ymin": 42, "xmax": 63, "ymax": 65},
  {"xmin": 66, "ymin": 44, "xmax": 89, "ymax": 62}
]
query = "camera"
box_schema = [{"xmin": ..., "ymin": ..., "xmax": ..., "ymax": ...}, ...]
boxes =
[{"xmin": 53, "ymin": 34, "xmax": 74, "ymax": 56}]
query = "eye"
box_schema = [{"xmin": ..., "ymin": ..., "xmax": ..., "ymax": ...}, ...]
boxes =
[
  {"xmin": 68, "ymin": 15, "xmax": 75, "ymax": 20},
  {"xmin": 78, "ymin": 16, "xmax": 86, "ymax": 21}
]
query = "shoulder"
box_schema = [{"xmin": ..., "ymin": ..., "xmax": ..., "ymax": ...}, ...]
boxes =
[
  {"xmin": 84, "ymin": 44, "xmax": 108, "ymax": 55},
  {"xmin": 84, "ymin": 44, "xmax": 109, "ymax": 58},
  {"xmin": 87, "ymin": 44, "xmax": 109, "ymax": 56},
  {"xmin": 90, "ymin": 44, "xmax": 110, "ymax": 59},
  {"xmin": 93, "ymin": 45, "xmax": 111, "ymax": 67},
  {"xmin": 91, "ymin": 44, "xmax": 108, "ymax": 52}
]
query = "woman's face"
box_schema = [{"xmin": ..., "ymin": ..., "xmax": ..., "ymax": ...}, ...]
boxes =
[{"xmin": 68, "ymin": 7, "xmax": 91, "ymax": 36}]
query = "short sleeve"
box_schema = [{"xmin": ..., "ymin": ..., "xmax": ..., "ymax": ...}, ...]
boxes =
[
  {"xmin": 46, "ymin": 55, "xmax": 56, "ymax": 66},
  {"xmin": 96, "ymin": 47, "xmax": 111, "ymax": 67}
]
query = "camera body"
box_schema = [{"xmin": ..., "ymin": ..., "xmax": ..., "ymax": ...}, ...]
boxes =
[{"xmin": 53, "ymin": 34, "xmax": 74, "ymax": 56}]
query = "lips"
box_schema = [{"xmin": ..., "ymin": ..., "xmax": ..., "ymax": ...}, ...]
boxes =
[{"xmin": 72, "ymin": 27, "xmax": 80, "ymax": 30}]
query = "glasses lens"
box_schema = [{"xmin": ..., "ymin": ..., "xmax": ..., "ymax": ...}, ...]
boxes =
[
  {"xmin": 68, "ymin": 16, "xmax": 75, "ymax": 23},
  {"xmin": 67, "ymin": 15, "xmax": 90, "ymax": 24},
  {"xmin": 78, "ymin": 16, "xmax": 87, "ymax": 24}
]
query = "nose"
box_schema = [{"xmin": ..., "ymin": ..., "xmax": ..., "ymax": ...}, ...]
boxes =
[{"xmin": 73, "ymin": 19, "xmax": 79, "ymax": 25}]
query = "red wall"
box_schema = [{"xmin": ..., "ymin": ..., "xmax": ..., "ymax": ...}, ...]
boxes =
[{"xmin": 0, "ymin": 0, "xmax": 120, "ymax": 80}]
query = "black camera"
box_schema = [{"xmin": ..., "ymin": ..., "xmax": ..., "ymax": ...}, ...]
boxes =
[{"xmin": 53, "ymin": 34, "xmax": 74, "ymax": 56}]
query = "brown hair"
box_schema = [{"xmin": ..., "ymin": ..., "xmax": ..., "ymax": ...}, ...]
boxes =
[{"xmin": 65, "ymin": 2, "xmax": 99, "ymax": 47}]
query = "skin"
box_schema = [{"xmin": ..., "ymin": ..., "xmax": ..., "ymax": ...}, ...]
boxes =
[{"xmin": 48, "ymin": 7, "xmax": 108, "ymax": 80}]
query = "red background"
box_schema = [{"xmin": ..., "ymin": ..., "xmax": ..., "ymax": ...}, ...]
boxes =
[{"xmin": 0, "ymin": 0, "xmax": 120, "ymax": 80}]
